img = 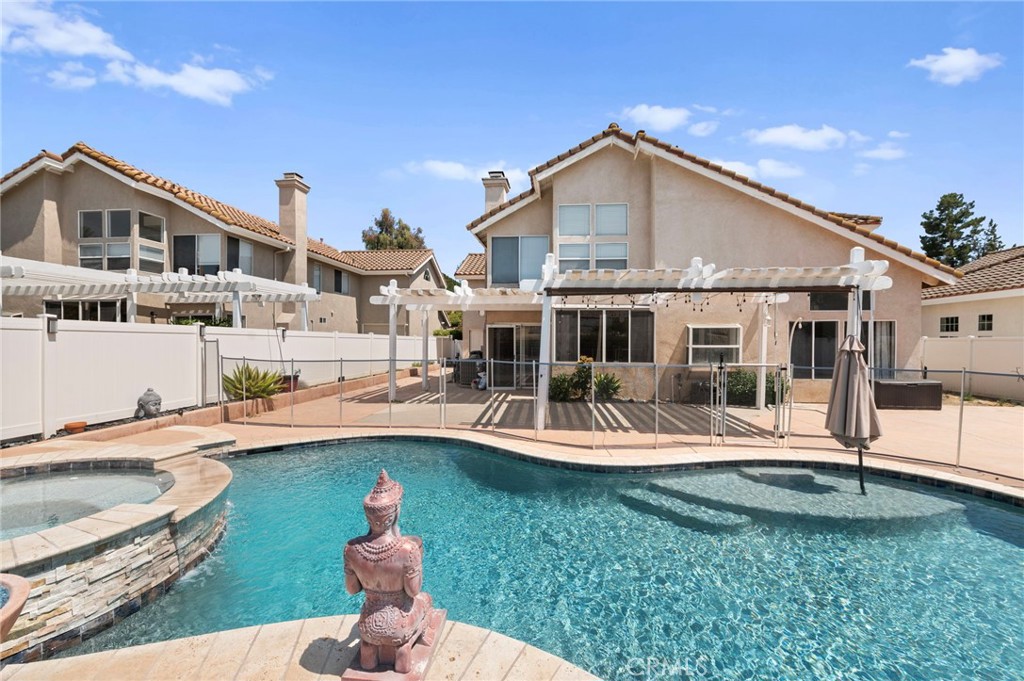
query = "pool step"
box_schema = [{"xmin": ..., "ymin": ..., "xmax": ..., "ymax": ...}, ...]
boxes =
[{"xmin": 619, "ymin": 487, "xmax": 752, "ymax": 534}]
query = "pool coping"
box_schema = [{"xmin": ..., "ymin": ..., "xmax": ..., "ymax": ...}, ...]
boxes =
[{"xmin": 216, "ymin": 430, "xmax": 1024, "ymax": 508}]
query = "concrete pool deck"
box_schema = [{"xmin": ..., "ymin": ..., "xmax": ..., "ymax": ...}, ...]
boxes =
[{"xmin": 0, "ymin": 616, "xmax": 598, "ymax": 681}]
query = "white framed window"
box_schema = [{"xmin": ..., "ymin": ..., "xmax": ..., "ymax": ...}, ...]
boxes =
[
  {"xmin": 555, "ymin": 309, "xmax": 654, "ymax": 363},
  {"xmin": 79, "ymin": 210, "xmax": 104, "ymax": 238},
  {"xmin": 595, "ymin": 203, "xmax": 628, "ymax": 235},
  {"xmin": 558, "ymin": 244, "xmax": 590, "ymax": 274},
  {"xmin": 139, "ymin": 212, "xmax": 164, "ymax": 242},
  {"xmin": 79, "ymin": 244, "xmax": 103, "ymax": 269},
  {"xmin": 789, "ymin": 320, "xmax": 838, "ymax": 379},
  {"xmin": 939, "ymin": 316, "xmax": 958, "ymax": 335},
  {"xmin": 490, "ymin": 235, "xmax": 549, "ymax": 285},
  {"xmin": 139, "ymin": 244, "xmax": 165, "ymax": 273},
  {"xmin": 105, "ymin": 242, "xmax": 131, "ymax": 271},
  {"xmin": 978, "ymin": 314, "xmax": 993, "ymax": 332},
  {"xmin": 312, "ymin": 263, "xmax": 322, "ymax": 293},
  {"xmin": 335, "ymin": 269, "xmax": 350, "ymax": 295},
  {"xmin": 557, "ymin": 204, "xmax": 590, "ymax": 236},
  {"xmin": 173, "ymin": 234, "xmax": 221, "ymax": 275},
  {"xmin": 688, "ymin": 324, "xmax": 742, "ymax": 365},
  {"xmin": 854, "ymin": 320, "xmax": 897, "ymax": 379},
  {"xmin": 595, "ymin": 242, "xmax": 627, "ymax": 269},
  {"xmin": 227, "ymin": 237, "xmax": 253, "ymax": 274},
  {"xmin": 108, "ymin": 209, "xmax": 132, "ymax": 238}
]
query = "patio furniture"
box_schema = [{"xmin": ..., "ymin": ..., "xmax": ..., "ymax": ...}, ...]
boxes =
[{"xmin": 873, "ymin": 379, "xmax": 942, "ymax": 410}]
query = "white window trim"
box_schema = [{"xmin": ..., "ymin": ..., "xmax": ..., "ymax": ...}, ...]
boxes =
[
  {"xmin": 488, "ymin": 235, "xmax": 549, "ymax": 287},
  {"xmin": 687, "ymin": 323, "xmax": 743, "ymax": 365},
  {"xmin": 977, "ymin": 313, "xmax": 993, "ymax": 333},
  {"xmin": 78, "ymin": 243, "xmax": 104, "ymax": 269},
  {"xmin": 939, "ymin": 315, "xmax": 959, "ymax": 335},
  {"xmin": 174, "ymin": 233, "xmax": 223, "ymax": 275},
  {"xmin": 77, "ymin": 209, "xmax": 106, "ymax": 239},
  {"xmin": 595, "ymin": 242, "xmax": 628, "ymax": 269},
  {"xmin": 106, "ymin": 208, "xmax": 133, "ymax": 239},
  {"xmin": 555, "ymin": 308, "xmax": 655, "ymax": 364},
  {"xmin": 556, "ymin": 203, "xmax": 591, "ymax": 237},
  {"xmin": 138, "ymin": 210, "xmax": 166, "ymax": 244},
  {"xmin": 595, "ymin": 203, "xmax": 629, "ymax": 236}
]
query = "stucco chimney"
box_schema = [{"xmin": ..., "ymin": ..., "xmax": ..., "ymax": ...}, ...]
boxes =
[
  {"xmin": 275, "ymin": 172, "xmax": 309, "ymax": 286},
  {"xmin": 482, "ymin": 171, "xmax": 510, "ymax": 212}
]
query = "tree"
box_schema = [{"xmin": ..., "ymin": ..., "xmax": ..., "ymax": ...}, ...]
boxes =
[
  {"xmin": 920, "ymin": 193, "xmax": 1002, "ymax": 268},
  {"xmin": 361, "ymin": 208, "xmax": 426, "ymax": 250}
]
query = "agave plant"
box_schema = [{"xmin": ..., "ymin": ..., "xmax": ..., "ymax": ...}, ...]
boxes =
[{"xmin": 222, "ymin": 364, "xmax": 285, "ymax": 400}]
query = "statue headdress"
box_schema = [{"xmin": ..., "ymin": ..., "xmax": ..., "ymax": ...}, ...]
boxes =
[{"xmin": 363, "ymin": 469, "xmax": 403, "ymax": 515}]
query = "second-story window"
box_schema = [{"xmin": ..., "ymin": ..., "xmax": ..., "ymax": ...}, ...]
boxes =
[
  {"xmin": 139, "ymin": 212, "xmax": 164, "ymax": 242},
  {"xmin": 173, "ymin": 234, "xmax": 221, "ymax": 275},
  {"xmin": 226, "ymin": 237, "xmax": 253, "ymax": 275},
  {"xmin": 79, "ymin": 210, "xmax": 104, "ymax": 238},
  {"xmin": 595, "ymin": 204, "xmax": 628, "ymax": 235},
  {"xmin": 108, "ymin": 210, "xmax": 132, "ymax": 237},
  {"xmin": 491, "ymin": 236, "xmax": 548, "ymax": 285},
  {"xmin": 335, "ymin": 270, "xmax": 350, "ymax": 294},
  {"xmin": 595, "ymin": 243, "xmax": 628, "ymax": 269},
  {"xmin": 557, "ymin": 205, "xmax": 590, "ymax": 236},
  {"xmin": 312, "ymin": 263, "xmax": 322, "ymax": 293}
]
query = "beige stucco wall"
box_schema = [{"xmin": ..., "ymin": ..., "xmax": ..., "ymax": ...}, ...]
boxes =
[
  {"xmin": 472, "ymin": 143, "xmax": 943, "ymax": 377},
  {"xmin": 921, "ymin": 293, "xmax": 1024, "ymax": 338}
]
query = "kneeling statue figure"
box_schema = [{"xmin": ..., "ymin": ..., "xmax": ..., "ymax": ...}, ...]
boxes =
[{"xmin": 343, "ymin": 470, "xmax": 446, "ymax": 679}]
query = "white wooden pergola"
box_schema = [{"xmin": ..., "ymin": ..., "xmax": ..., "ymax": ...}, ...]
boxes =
[
  {"xmin": 373, "ymin": 247, "xmax": 892, "ymax": 429},
  {"xmin": 0, "ymin": 255, "xmax": 319, "ymax": 329}
]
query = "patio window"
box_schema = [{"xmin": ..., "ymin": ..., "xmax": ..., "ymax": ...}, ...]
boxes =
[
  {"xmin": 556, "ymin": 309, "xmax": 655, "ymax": 363},
  {"xmin": 978, "ymin": 314, "xmax": 993, "ymax": 332},
  {"xmin": 108, "ymin": 210, "xmax": 132, "ymax": 238},
  {"xmin": 173, "ymin": 234, "xmax": 221, "ymax": 275},
  {"xmin": 939, "ymin": 316, "xmax": 958, "ymax": 335},
  {"xmin": 856, "ymin": 320, "xmax": 896, "ymax": 379},
  {"xmin": 789, "ymin": 320, "xmax": 838, "ymax": 379},
  {"xmin": 335, "ymin": 269, "xmax": 350, "ymax": 294},
  {"xmin": 490, "ymin": 236, "xmax": 549, "ymax": 285},
  {"xmin": 227, "ymin": 237, "xmax": 253, "ymax": 275},
  {"xmin": 79, "ymin": 211, "xmax": 104, "ymax": 238},
  {"xmin": 139, "ymin": 212, "xmax": 165, "ymax": 242},
  {"xmin": 595, "ymin": 204, "xmax": 628, "ymax": 235},
  {"xmin": 688, "ymin": 325, "xmax": 742, "ymax": 365},
  {"xmin": 139, "ymin": 244, "xmax": 165, "ymax": 273},
  {"xmin": 557, "ymin": 205, "xmax": 590, "ymax": 236},
  {"xmin": 45, "ymin": 299, "xmax": 126, "ymax": 322}
]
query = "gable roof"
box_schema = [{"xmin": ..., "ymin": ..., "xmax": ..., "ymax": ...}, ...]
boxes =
[
  {"xmin": 2, "ymin": 142, "xmax": 437, "ymax": 277},
  {"xmin": 466, "ymin": 124, "xmax": 959, "ymax": 280},
  {"xmin": 455, "ymin": 253, "xmax": 486, "ymax": 277},
  {"xmin": 922, "ymin": 246, "xmax": 1024, "ymax": 300}
]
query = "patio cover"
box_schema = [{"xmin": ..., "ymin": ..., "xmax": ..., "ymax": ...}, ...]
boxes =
[
  {"xmin": 371, "ymin": 247, "xmax": 893, "ymax": 425},
  {"xmin": 0, "ymin": 255, "xmax": 319, "ymax": 329}
]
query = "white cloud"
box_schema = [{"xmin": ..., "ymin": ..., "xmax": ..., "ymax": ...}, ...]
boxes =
[
  {"xmin": 2, "ymin": 1, "xmax": 271, "ymax": 106},
  {"xmin": 687, "ymin": 121, "xmax": 719, "ymax": 137},
  {"xmin": 847, "ymin": 130, "xmax": 871, "ymax": 145},
  {"xmin": 757, "ymin": 159, "xmax": 804, "ymax": 179},
  {"xmin": 620, "ymin": 104, "xmax": 691, "ymax": 132},
  {"xmin": 692, "ymin": 104, "xmax": 717, "ymax": 114},
  {"xmin": 403, "ymin": 160, "xmax": 529, "ymax": 192},
  {"xmin": 857, "ymin": 142, "xmax": 906, "ymax": 160},
  {"xmin": 852, "ymin": 163, "xmax": 872, "ymax": 177},
  {"xmin": 888, "ymin": 130, "xmax": 910, "ymax": 139},
  {"xmin": 47, "ymin": 61, "xmax": 96, "ymax": 90},
  {"xmin": 907, "ymin": 47, "xmax": 1003, "ymax": 85},
  {"xmin": 711, "ymin": 159, "xmax": 757, "ymax": 178},
  {"xmin": 743, "ymin": 124, "xmax": 847, "ymax": 151}
]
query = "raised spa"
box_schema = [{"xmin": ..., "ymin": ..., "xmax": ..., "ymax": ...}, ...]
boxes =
[
  {"xmin": 0, "ymin": 469, "xmax": 174, "ymax": 540},
  {"xmin": 64, "ymin": 440, "xmax": 1023, "ymax": 680}
]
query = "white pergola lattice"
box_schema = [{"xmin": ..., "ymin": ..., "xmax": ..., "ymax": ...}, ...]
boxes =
[{"xmin": 0, "ymin": 255, "xmax": 319, "ymax": 329}]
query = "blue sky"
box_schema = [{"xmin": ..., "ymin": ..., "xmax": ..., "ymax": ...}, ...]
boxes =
[{"xmin": 3, "ymin": 2, "xmax": 1021, "ymax": 275}]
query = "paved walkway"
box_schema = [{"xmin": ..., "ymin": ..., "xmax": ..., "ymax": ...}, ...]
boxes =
[{"xmin": 0, "ymin": 617, "xmax": 597, "ymax": 681}]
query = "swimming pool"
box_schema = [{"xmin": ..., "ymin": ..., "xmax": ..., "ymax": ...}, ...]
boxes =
[
  {"xmin": 0, "ymin": 469, "xmax": 174, "ymax": 540},
  {"xmin": 65, "ymin": 441, "xmax": 1023, "ymax": 680}
]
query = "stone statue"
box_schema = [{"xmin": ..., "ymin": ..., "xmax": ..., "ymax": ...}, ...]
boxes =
[
  {"xmin": 343, "ymin": 470, "xmax": 446, "ymax": 680},
  {"xmin": 134, "ymin": 388, "xmax": 162, "ymax": 419}
]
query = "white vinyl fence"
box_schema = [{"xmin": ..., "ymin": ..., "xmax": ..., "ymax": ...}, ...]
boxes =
[
  {"xmin": 921, "ymin": 336, "xmax": 1024, "ymax": 401},
  {"xmin": 1, "ymin": 317, "xmax": 439, "ymax": 441}
]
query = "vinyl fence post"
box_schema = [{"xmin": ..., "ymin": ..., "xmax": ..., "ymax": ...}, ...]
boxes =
[
  {"xmin": 242, "ymin": 356, "xmax": 247, "ymax": 426},
  {"xmin": 440, "ymin": 357, "xmax": 446, "ymax": 430},
  {"xmin": 339, "ymin": 358, "xmax": 344, "ymax": 428},
  {"xmin": 591, "ymin": 361, "xmax": 597, "ymax": 450},
  {"xmin": 290, "ymin": 358, "xmax": 295, "ymax": 428},
  {"xmin": 533, "ymin": 360, "xmax": 538, "ymax": 442},
  {"xmin": 489, "ymin": 358, "xmax": 496, "ymax": 432},
  {"xmin": 955, "ymin": 367, "xmax": 966, "ymax": 470},
  {"xmin": 654, "ymin": 363, "xmax": 660, "ymax": 450}
]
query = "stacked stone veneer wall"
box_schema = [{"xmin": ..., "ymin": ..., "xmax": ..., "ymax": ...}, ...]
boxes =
[{"xmin": 0, "ymin": 488, "xmax": 227, "ymax": 664}]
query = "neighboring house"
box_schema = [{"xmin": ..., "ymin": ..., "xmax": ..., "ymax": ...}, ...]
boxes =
[
  {"xmin": 456, "ymin": 123, "xmax": 959, "ymax": 395},
  {"xmin": 0, "ymin": 143, "xmax": 445, "ymax": 334},
  {"xmin": 921, "ymin": 246, "xmax": 1024, "ymax": 339}
]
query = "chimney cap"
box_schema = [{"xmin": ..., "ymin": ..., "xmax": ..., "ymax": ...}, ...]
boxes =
[
  {"xmin": 482, "ymin": 170, "xmax": 511, "ymax": 191},
  {"xmin": 276, "ymin": 172, "xmax": 310, "ymax": 193},
  {"xmin": 283, "ymin": 172, "xmax": 304, "ymax": 180},
  {"xmin": 488, "ymin": 170, "xmax": 506, "ymax": 179}
]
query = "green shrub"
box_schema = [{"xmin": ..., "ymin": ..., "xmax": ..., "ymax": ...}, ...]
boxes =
[
  {"xmin": 594, "ymin": 372, "xmax": 623, "ymax": 400},
  {"xmin": 548, "ymin": 373, "xmax": 576, "ymax": 402},
  {"xmin": 725, "ymin": 369, "xmax": 789, "ymax": 406},
  {"xmin": 223, "ymin": 364, "xmax": 285, "ymax": 400}
]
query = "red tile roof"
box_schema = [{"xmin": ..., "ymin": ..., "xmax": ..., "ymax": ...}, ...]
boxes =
[
  {"xmin": 466, "ymin": 124, "xmax": 958, "ymax": 278},
  {"xmin": 455, "ymin": 253, "xmax": 486, "ymax": 277},
  {"xmin": 829, "ymin": 212, "xmax": 883, "ymax": 227},
  {"xmin": 3, "ymin": 142, "xmax": 434, "ymax": 275},
  {"xmin": 922, "ymin": 246, "xmax": 1024, "ymax": 300}
]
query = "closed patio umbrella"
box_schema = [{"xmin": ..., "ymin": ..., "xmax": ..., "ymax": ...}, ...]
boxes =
[{"xmin": 825, "ymin": 334, "xmax": 882, "ymax": 495}]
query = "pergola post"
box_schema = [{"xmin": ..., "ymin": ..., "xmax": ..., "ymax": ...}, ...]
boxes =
[
  {"xmin": 126, "ymin": 293, "xmax": 138, "ymax": 323},
  {"xmin": 232, "ymin": 290, "xmax": 243, "ymax": 328},
  {"xmin": 421, "ymin": 308, "xmax": 429, "ymax": 391},
  {"xmin": 756, "ymin": 298, "xmax": 768, "ymax": 411},
  {"xmin": 301, "ymin": 300, "xmax": 309, "ymax": 331},
  {"xmin": 388, "ymin": 298, "xmax": 398, "ymax": 402},
  {"xmin": 536, "ymin": 293, "xmax": 553, "ymax": 431}
]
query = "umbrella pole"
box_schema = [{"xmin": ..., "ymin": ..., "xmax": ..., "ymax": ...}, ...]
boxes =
[{"xmin": 858, "ymin": 446, "xmax": 866, "ymax": 495}]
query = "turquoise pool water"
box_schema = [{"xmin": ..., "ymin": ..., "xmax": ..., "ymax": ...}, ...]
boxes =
[{"xmin": 67, "ymin": 441, "xmax": 1023, "ymax": 680}]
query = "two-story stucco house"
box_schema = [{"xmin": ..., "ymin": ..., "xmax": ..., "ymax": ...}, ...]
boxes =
[
  {"xmin": 0, "ymin": 143, "xmax": 445, "ymax": 335},
  {"xmin": 455, "ymin": 124, "xmax": 959, "ymax": 397}
]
